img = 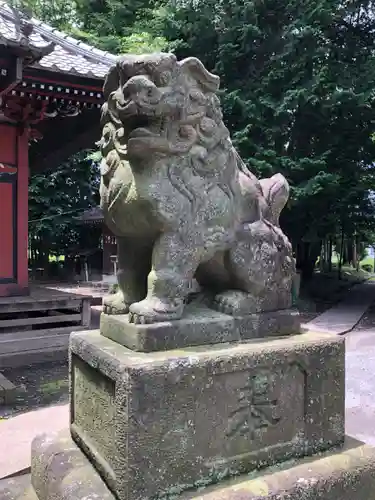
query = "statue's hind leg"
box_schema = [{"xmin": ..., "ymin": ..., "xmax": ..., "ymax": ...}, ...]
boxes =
[
  {"xmin": 212, "ymin": 265, "xmax": 268, "ymax": 315},
  {"xmin": 212, "ymin": 222, "xmax": 294, "ymax": 316},
  {"xmin": 213, "ymin": 289, "xmax": 264, "ymax": 315}
]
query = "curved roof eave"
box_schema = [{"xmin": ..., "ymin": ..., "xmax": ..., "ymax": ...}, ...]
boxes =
[{"xmin": 0, "ymin": 2, "xmax": 117, "ymax": 80}]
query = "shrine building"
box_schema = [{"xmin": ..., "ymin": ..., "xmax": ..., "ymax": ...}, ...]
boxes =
[
  {"xmin": 77, "ymin": 206, "xmax": 117, "ymax": 280},
  {"xmin": 0, "ymin": 2, "xmax": 116, "ymax": 367}
]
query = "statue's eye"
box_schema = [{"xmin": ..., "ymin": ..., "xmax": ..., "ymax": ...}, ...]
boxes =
[{"xmin": 158, "ymin": 71, "xmax": 171, "ymax": 86}]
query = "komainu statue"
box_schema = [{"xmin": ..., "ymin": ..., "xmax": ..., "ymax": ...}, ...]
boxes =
[{"xmin": 99, "ymin": 53, "xmax": 295, "ymax": 323}]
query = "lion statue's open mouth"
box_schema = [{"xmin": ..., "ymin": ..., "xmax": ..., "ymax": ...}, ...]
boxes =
[
  {"xmin": 126, "ymin": 117, "xmax": 158, "ymax": 139},
  {"xmin": 127, "ymin": 116, "xmax": 167, "ymax": 139},
  {"xmin": 99, "ymin": 52, "xmax": 296, "ymax": 325},
  {"xmin": 115, "ymin": 86, "xmax": 171, "ymax": 155}
]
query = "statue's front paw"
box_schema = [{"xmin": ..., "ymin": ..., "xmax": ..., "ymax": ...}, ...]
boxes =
[
  {"xmin": 103, "ymin": 291, "xmax": 131, "ymax": 315},
  {"xmin": 128, "ymin": 297, "xmax": 184, "ymax": 324}
]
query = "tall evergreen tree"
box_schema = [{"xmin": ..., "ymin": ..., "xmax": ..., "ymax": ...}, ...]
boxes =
[
  {"xmin": 9, "ymin": 0, "xmax": 375, "ymax": 278},
  {"xmin": 73, "ymin": 0, "xmax": 167, "ymax": 52},
  {"xmin": 162, "ymin": 0, "xmax": 375, "ymax": 277},
  {"xmin": 8, "ymin": 0, "xmax": 77, "ymax": 29}
]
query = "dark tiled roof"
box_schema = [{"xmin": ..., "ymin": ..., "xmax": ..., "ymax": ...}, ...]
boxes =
[
  {"xmin": 77, "ymin": 206, "xmax": 104, "ymax": 223},
  {"xmin": 0, "ymin": 2, "xmax": 117, "ymax": 79}
]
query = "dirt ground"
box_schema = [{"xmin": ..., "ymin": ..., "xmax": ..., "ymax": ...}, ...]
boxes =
[
  {"xmin": 0, "ymin": 307, "xmax": 101, "ymax": 419},
  {"xmin": 0, "ymin": 361, "xmax": 69, "ymax": 419}
]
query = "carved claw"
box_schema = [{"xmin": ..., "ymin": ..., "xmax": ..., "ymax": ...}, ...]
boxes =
[
  {"xmin": 128, "ymin": 297, "xmax": 184, "ymax": 324},
  {"xmin": 128, "ymin": 312, "xmax": 149, "ymax": 324},
  {"xmin": 103, "ymin": 291, "xmax": 131, "ymax": 316}
]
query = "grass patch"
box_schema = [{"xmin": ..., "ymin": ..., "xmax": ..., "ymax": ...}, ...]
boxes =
[
  {"xmin": 331, "ymin": 252, "xmax": 374, "ymax": 272},
  {"xmin": 39, "ymin": 379, "xmax": 68, "ymax": 396}
]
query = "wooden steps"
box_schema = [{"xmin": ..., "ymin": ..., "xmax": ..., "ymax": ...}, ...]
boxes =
[{"xmin": 0, "ymin": 286, "xmax": 91, "ymax": 368}]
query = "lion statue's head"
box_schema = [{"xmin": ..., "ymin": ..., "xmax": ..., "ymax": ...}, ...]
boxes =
[{"xmin": 99, "ymin": 53, "xmax": 239, "ymax": 182}]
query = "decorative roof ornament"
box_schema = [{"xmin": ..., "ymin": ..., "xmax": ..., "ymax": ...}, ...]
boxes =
[
  {"xmin": 12, "ymin": 3, "xmax": 34, "ymax": 37},
  {"xmin": 0, "ymin": 2, "xmax": 54, "ymax": 63},
  {"xmin": 0, "ymin": 1, "xmax": 117, "ymax": 78},
  {"xmin": 19, "ymin": 18, "xmax": 34, "ymax": 38}
]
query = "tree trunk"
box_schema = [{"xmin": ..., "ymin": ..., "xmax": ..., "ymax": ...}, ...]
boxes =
[
  {"xmin": 296, "ymin": 241, "xmax": 321, "ymax": 282},
  {"xmin": 346, "ymin": 241, "xmax": 350, "ymax": 266},
  {"xmin": 328, "ymin": 237, "xmax": 333, "ymax": 272},
  {"xmin": 338, "ymin": 227, "xmax": 345, "ymax": 280},
  {"xmin": 354, "ymin": 237, "xmax": 359, "ymax": 272},
  {"xmin": 319, "ymin": 241, "xmax": 325, "ymax": 272}
]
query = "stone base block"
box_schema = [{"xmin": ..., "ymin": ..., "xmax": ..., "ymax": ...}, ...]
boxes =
[
  {"xmin": 100, "ymin": 302, "xmax": 301, "ymax": 352},
  {"xmin": 0, "ymin": 475, "xmax": 36, "ymax": 500},
  {"xmin": 5, "ymin": 432, "xmax": 375, "ymax": 500},
  {"xmin": 69, "ymin": 330, "xmax": 344, "ymax": 500},
  {"xmin": 0, "ymin": 372, "xmax": 16, "ymax": 404}
]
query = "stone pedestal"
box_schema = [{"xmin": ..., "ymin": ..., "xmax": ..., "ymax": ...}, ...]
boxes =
[
  {"xmin": 69, "ymin": 330, "xmax": 344, "ymax": 500},
  {"xmin": 7, "ymin": 312, "xmax": 375, "ymax": 500},
  {"xmin": 100, "ymin": 303, "xmax": 301, "ymax": 351}
]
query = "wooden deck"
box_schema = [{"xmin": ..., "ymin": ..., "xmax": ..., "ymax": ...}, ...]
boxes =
[{"xmin": 0, "ymin": 286, "xmax": 92, "ymax": 369}]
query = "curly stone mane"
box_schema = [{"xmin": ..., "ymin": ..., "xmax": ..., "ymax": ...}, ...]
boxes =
[{"xmin": 99, "ymin": 53, "xmax": 256, "ymax": 212}]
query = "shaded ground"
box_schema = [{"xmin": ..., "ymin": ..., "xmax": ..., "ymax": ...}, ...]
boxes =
[
  {"xmin": 0, "ymin": 361, "xmax": 69, "ymax": 419},
  {"xmin": 298, "ymin": 268, "xmax": 370, "ymax": 324},
  {"xmin": 0, "ymin": 473, "xmax": 31, "ymax": 497},
  {"xmin": 0, "ymin": 307, "xmax": 100, "ymax": 419},
  {"xmin": 353, "ymin": 302, "xmax": 375, "ymax": 331}
]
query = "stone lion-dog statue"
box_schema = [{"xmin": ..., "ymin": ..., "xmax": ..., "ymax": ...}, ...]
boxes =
[{"xmin": 99, "ymin": 53, "xmax": 295, "ymax": 324}]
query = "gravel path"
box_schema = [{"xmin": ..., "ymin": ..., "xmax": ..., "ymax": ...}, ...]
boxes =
[{"xmin": 352, "ymin": 302, "xmax": 375, "ymax": 331}]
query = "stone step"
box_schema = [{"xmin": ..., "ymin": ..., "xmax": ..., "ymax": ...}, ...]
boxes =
[
  {"xmin": 0, "ymin": 473, "xmax": 33, "ymax": 500},
  {"xmin": 0, "ymin": 373, "xmax": 16, "ymax": 405},
  {"xmin": 5, "ymin": 432, "xmax": 375, "ymax": 500}
]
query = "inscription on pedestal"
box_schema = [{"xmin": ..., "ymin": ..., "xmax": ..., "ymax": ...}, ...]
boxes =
[
  {"xmin": 205, "ymin": 361, "xmax": 306, "ymax": 469},
  {"xmin": 227, "ymin": 368, "xmax": 281, "ymax": 440}
]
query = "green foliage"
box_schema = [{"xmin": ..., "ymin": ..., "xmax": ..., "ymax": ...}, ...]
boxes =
[
  {"xmin": 28, "ymin": 152, "xmax": 101, "ymax": 260},
  {"xmin": 161, "ymin": 0, "xmax": 375, "ymax": 277},
  {"xmin": 8, "ymin": 0, "xmax": 77, "ymax": 30},
  {"xmin": 9, "ymin": 0, "xmax": 168, "ymax": 54},
  {"xmin": 73, "ymin": 0, "xmax": 168, "ymax": 53},
  {"xmin": 11, "ymin": 0, "xmax": 375, "ymax": 280},
  {"xmin": 120, "ymin": 32, "xmax": 167, "ymax": 54},
  {"xmin": 361, "ymin": 264, "xmax": 373, "ymax": 273}
]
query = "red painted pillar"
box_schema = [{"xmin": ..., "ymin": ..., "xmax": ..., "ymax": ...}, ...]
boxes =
[
  {"xmin": 0, "ymin": 124, "xmax": 29, "ymax": 297},
  {"xmin": 17, "ymin": 130, "xmax": 29, "ymax": 294}
]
